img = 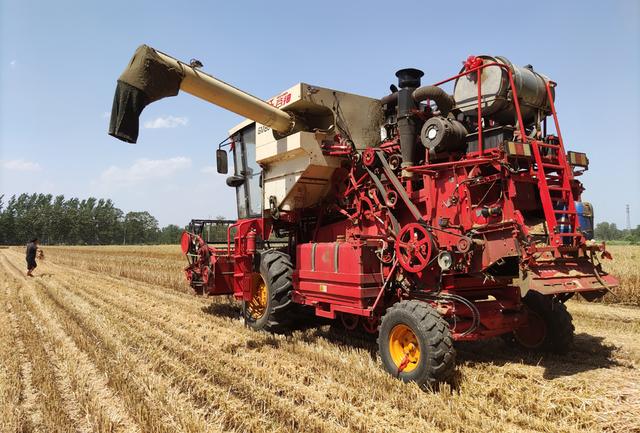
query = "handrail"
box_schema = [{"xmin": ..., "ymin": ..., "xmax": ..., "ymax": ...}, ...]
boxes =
[
  {"xmin": 227, "ymin": 221, "xmax": 242, "ymax": 256},
  {"xmin": 430, "ymin": 61, "xmax": 528, "ymax": 152},
  {"xmin": 406, "ymin": 157, "xmax": 495, "ymax": 173},
  {"xmin": 544, "ymin": 81, "xmax": 563, "ymax": 148}
]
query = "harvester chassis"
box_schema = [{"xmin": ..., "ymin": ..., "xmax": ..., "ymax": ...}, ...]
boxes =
[{"xmin": 108, "ymin": 46, "xmax": 618, "ymax": 387}]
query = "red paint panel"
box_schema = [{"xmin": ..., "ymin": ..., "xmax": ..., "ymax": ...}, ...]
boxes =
[
  {"xmin": 295, "ymin": 242, "xmax": 383, "ymax": 313},
  {"xmin": 205, "ymin": 254, "xmax": 234, "ymax": 296}
]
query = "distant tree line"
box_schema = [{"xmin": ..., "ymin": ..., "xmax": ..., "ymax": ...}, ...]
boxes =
[
  {"xmin": 0, "ymin": 193, "xmax": 186, "ymax": 245},
  {"xmin": 3, "ymin": 193, "xmax": 634, "ymax": 245},
  {"xmin": 594, "ymin": 222, "xmax": 640, "ymax": 244}
]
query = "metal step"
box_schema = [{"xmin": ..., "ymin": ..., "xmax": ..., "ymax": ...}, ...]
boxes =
[{"xmin": 541, "ymin": 163, "xmax": 564, "ymax": 170}]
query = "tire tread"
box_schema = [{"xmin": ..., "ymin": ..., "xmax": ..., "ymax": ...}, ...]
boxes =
[{"xmin": 378, "ymin": 300, "xmax": 456, "ymax": 388}]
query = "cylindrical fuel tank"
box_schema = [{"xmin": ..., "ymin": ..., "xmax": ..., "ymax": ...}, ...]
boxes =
[{"xmin": 453, "ymin": 55, "xmax": 554, "ymax": 126}]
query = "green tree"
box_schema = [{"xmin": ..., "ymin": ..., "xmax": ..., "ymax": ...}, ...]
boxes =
[
  {"xmin": 94, "ymin": 199, "xmax": 123, "ymax": 244},
  {"xmin": 158, "ymin": 224, "xmax": 183, "ymax": 244},
  {"xmin": 123, "ymin": 211, "xmax": 159, "ymax": 244},
  {"xmin": 0, "ymin": 195, "xmax": 10, "ymax": 244},
  {"xmin": 594, "ymin": 222, "xmax": 622, "ymax": 241},
  {"xmin": 623, "ymin": 225, "xmax": 640, "ymax": 244},
  {"xmin": 0, "ymin": 192, "xmax": 187, "ymax": 245},
  {"xmin": 65, "ymin": 198, "xmax": 81, "ymax": 243}
]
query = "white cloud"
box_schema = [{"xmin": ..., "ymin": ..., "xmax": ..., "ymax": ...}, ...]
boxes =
[
  {"xmin": 2, "ymin": 159, "xmax": 42, "ymax": 172},
  {"xmin": 99, "ymin": 157, "xmax": 192, "ymax": 186},
  {"xmin": 9, "ymin": 60, "xmax": 16, "ymax": 68},
  {"xmin": 143, "ymin": 115, "xmax": 189, "ymax": 129}
]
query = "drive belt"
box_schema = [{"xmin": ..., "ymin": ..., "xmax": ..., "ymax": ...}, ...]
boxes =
[
  {"xmin": 375, "ymin": 150, "xmax": 426, "ymax": 224},
  {"xmin": 364, "ymin": 165, "xmax": 401, "ymax": 236}
]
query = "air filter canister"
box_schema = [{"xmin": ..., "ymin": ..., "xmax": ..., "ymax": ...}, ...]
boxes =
[{"xmin": 420, "ymin": 116, "xmax": 468, "ymax": 154}]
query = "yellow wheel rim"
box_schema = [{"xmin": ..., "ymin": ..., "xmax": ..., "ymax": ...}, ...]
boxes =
[
  {"xmin": 389, "ymin": 324, "xmax": 421, "ymax": 373},
  {"xmin": 247, "ymin": 274, "xmax": 268, "ymax": 320}
]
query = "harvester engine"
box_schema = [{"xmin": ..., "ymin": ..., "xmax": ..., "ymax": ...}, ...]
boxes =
[{"xmin": 109, "ymin": 46, "xmax": 618, "ymax": 388}]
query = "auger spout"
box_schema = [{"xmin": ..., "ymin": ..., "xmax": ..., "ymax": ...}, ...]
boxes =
[{"xmin": 108, "ymin": 44, "xmax": 294, "ymax": 143}]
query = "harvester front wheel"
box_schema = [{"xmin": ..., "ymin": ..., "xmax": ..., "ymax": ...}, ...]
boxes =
[
  {"xmin": 378, "ymin": 300, "xmax": 455, "ymax": 389},
  {"xmin": 244, "ymin": 250, "xmax": 294, "ymax": 333},
  {"xmin": 507, "ymin": 292, "xmax": 574, "ymax": 354}
]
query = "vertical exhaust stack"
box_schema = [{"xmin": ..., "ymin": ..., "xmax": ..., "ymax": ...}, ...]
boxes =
[
  {"xmin": 108, "ymin": 44, "xmax": 294, "ymax": 143},
  {"xmin": 395, "ymin": 68, "xmax": 424, "ymax": 177}
]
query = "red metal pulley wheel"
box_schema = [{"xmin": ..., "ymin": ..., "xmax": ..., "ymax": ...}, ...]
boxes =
[
  {"xmin": 456, "ymin": 237, "xmax": 472, "ymax": 253},
  {"xmin": 385, "ymin": 190, "xmax": 398, "ymax": 208},
  {"xmin": 395, "ymin": 223, "xmax": 434, "ymax": 273},
  {"xmin": 362, "ymin": 148, "xmax": 376, "ymax": 167},
  {"xmin": 180, "ymin": 231, "xmax": 192, "ymax": 254}
]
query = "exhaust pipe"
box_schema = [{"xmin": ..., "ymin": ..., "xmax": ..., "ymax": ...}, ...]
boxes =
[
  {"xmin": 108, "ymin": 45, "xmax": 294, "ymax": 143},
  {"xmin": 395, "ymin": 68, "xmax": 423, "ymax": 177},
  {"xmin": 412, "ymin": 85, "xmax": 455, "ymax": 116}
]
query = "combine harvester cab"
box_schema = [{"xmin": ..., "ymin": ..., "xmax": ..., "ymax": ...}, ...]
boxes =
[{"xmin": 109, "ymin": 46, "xmax": 618, "ymax": 388}]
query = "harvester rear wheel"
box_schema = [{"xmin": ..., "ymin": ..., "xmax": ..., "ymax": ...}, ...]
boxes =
[
  {"xmin": 378, "ymin": 300, "xmax": 455, "ymax": 389},
  {"xmin": 244, "ymin": 250, "xmax": 294, "ymax": 333},
  {"xmin": 506, "ymin": 291, "xmax": 574, "ymax": 354}
]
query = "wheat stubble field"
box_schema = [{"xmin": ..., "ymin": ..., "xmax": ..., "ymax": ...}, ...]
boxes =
[{"xmin": 1, "ymin": 245, "xmax": 639, "ymax": 433}]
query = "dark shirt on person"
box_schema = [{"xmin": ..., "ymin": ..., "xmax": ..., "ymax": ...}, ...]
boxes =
[{"xmin": 26, "ymin": 242, "xmax": 37, "ymax": 261}]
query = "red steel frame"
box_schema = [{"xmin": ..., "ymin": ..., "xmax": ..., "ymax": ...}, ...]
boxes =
[
  {"xmin": 183, "ymin": 57, "xmax": 617, "ymax": 342},
  {"xmin": 418, "ymin": 62, "xmax": 582, "ymax": 248}
]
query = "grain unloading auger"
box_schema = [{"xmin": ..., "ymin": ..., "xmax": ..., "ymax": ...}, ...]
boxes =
[{"xmin": 109, "ymin": 46, "xmax": 619, "ymax": 388}]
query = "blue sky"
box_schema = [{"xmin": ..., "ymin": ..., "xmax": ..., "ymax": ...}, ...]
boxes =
[{"xmin": 1, "ymin": 0, "xmax": 638, "ymax": 227}]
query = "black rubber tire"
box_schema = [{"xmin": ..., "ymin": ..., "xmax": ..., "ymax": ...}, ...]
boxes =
[
  {"xmin": 378, "ymin": 300, "xmax": 455, "ymax": 389},
  {"xmin": 505, "ymin": 291, "xmax": 574, "ymax": 354},
  {"xmin": 244, "ymin": 250, "xmax": 294, "ymax": 333}
]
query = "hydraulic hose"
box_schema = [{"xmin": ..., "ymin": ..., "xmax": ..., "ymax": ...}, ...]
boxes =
[
  {"xmin": 380, "ymin": 92, "xmax": 398, "ymax": 107},
  {"xmin": 412, "ymin": 86, "xmax": 455, "ymax": 115}
]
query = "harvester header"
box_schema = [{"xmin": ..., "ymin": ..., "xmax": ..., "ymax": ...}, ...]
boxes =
[{"xmin": 108, "ymin": 45, "xmax": 618, "ymax": 389}]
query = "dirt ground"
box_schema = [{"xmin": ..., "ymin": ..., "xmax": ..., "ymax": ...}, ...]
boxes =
[{"xmin": 1, "ymin": 246, "xmax": 638, "ymax": 433}]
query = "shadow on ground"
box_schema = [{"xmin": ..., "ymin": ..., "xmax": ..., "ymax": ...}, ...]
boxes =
[
  {"xmin": 201, "ymin": 300, "xmax": 623, "ymax": 382},
  {"xmin": 455, "ymin": 333, "xmax": 623, "ymax": 380},
  {"xmin": 201, "ymin": 300, "xmax": 239, "ymax": 318}
]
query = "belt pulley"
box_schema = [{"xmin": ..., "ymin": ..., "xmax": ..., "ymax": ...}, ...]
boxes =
[{"xmin": 395, "ymin": 223, "xmax": 435, "ymax": 273}]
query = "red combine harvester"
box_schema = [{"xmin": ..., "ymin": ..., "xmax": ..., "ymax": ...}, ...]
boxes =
[{"xmin": 109, "ymin": 46, "xmax": 618, "ymax": 387}]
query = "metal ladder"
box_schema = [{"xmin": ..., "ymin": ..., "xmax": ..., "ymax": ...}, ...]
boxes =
[
  {"xmin": 526, "ymin": 81, "xmax": 584, "ymax": 248},
  {"xmin": 530, "ymin": 137, "xmax": 582, "ymax": 247}
]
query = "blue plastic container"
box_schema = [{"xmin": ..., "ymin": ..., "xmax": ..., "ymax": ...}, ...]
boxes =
[{"xmin": 575, "ymin": 201, "xmax": 594, "ymax": 240}]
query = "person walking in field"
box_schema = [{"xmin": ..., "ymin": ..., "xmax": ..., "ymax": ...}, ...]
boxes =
[{"xmin": 26, "ymin": 238, "xmax": 40, "ymax": 277}]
